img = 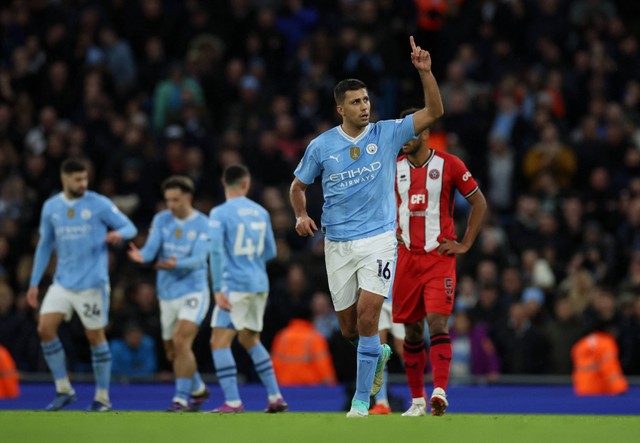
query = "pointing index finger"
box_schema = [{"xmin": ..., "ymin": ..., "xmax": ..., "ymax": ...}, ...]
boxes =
[{"xmin": 410, "ymin": 35, "xmax": 417, "ymax": 51}]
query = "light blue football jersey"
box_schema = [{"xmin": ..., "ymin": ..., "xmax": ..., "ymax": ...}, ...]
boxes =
[
  {"xmin": 140, "ymin": 209, "xmax": 210, "ymax": 301},
  {"xmin": 30, "ymin": 191, "xmax": 137, "ymax": 290},
  {"xmin": 294, "ymin": 115, "xmax": 415, "ymax": 241},
  {"xmin": 209, "ymin": 197, "xmax": 276, "ymax": 293}
]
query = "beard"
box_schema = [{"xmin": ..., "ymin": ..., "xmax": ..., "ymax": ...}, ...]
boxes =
[
  {"xmin": 67, "ymin": 188, "xmax": 86, "ymax": 198},
  {"xmin": 402, "ymin": 145, "xmax": 420, "ymax": 155}
]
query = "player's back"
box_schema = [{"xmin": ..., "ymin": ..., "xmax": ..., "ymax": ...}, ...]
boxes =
[{"xmin": 210, "ymin": 197, "xmax": 276, "ymax": 293}]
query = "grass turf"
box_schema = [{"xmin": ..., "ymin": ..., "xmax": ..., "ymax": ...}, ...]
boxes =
[{"xmin": 1, "ymin": 411, "xmax": 639, "ymax": 443}]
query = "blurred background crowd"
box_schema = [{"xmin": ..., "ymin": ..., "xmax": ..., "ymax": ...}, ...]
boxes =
[{"xmin": 0, "ymin": 0, "xmax": 640, "ymax": 386}]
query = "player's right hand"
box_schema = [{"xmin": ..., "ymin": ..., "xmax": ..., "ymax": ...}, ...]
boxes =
[
  {"xmin": 214, "ymin": 291, "xmax": 232, "ymax": 311},
  {"xmin": 409, "ymin": 35, "xmax": 432, "ymax": 73},
  {"xmin": 26, "ymin": 285, "xmax": 39, "ymax": 309},
  {"xmin": 127, "ymin": 242, "xmax": 143, "ymax": 263},
  {"xmin": 295, "ymin": 215, "xmax": 318, "ymax": 237}
]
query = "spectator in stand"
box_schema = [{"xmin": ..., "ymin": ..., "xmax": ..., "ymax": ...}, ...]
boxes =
[
  {"xmin": 152, "ymin": 63, "xmax": 204, "ymax": 132},
  {"xmin": 110, "ymin": 322, "xmax": 157, "ymax": 377},
  {"xmin": 495, "ymin": 302, "xmax": 549, "ymax": 374},
  {"xmin": 619, "ymin": 296, "xmax": 640, "ymax": 375},
  {"xmin": 449, "ymin": 310, "xmax": 500, "ymax": 384},
  {"xmin": 523, "ymin": 122, "xmax": 577, "ymax": 191},
  {"xmin": 544, "ymin": 297, "xmax": 585, "ymax": 375}
]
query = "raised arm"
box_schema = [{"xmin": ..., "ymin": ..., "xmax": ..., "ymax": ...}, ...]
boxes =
[
  {"xmin": 409, "ymin": 35, "xmax": 444, "ymax": 135},
  {"xmin": 289, "ymin": 177, "xmax": 318, "ymax": 237}
]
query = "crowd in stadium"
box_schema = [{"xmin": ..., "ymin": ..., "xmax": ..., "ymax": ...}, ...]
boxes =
[{"xmin": 0, "ymin": 0, "xmax": 640, "ymax": 387}]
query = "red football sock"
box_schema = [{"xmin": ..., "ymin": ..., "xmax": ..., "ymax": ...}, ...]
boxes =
[
  {"xmin": 429, "ymin": 334, "xmax": 452, "ymax": 390},
  {"xmin": 403, "ymin": 339, "xmax": 427, "ymax": 399}
]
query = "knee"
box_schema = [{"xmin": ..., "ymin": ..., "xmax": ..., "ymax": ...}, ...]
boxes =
[
  {"xmin": 238, "ymin": 332, "xmax": 259, "ymax": 349},
  {"xmin": 405, "ymin": 329, "xmax": 424, "ymax": 343},
  {"xmin": 37, "ymin": 324, "xmax": 56, "ymax": 342},
  {"xmin": 85, "ymin": 329, "xmax": 106, "ymax": 347},
  {"xmin": 427, "ymin": 316, "xmax": 448, "ymax": 336},
  {"xmin": 357, "ymin": 306, "xmax": 379, "ymax": 329},
  {"xmin": 172, "ymin": 335, "xmax": 191, "ymax": 354},
  {"xmin": 404, "ymin": 322, "xmax": 425, "ymax": 343}
]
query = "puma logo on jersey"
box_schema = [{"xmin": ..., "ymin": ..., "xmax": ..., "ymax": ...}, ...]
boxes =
[
  {"xmin": 329, "ymin": 154, "xmax": 340, "ymax": 163},
  {"xmin": 438, "ymin": 354, "xmax": 452, "ymax": 362}
]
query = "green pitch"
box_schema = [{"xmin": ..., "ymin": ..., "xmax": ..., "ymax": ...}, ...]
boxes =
[{"xmin": 2, "ymin": 412, "xmax": 639, "ymax": 443}]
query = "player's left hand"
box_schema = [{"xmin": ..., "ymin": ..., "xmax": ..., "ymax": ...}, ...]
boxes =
[
  {"xmin": 409, "ymin": 35, "xmax": 432, "ymax": 73},
  {"xmin": 215, "ymin": 291, "xmax": 232, "ymax": 311},
  {"xmin": 437, "ymin": 238, "xmax": 469, "ymax": 255},
  {"xmin": 154, "ymin": 256, "xmax": 176, "ymax": 270},
  {"xmin": 105, "ymin": 230, "xmax": 123, "ymax": 245}
]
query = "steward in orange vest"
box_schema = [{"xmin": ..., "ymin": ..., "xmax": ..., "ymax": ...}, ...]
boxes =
[
  {"xmin": 271, "ymin": 307, "xmax": 337, "ymax": 386},
  {"xmin": 571, "ymin": 329, "xmax": 628, "ymax": 396},
  {"xmin": 0, "ymin": 345, "xmax": 20, "ymax": 399}
]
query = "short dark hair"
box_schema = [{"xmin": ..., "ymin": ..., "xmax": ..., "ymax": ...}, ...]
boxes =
[
  {"xmin": 334, "ymin": 78, "xmax": 367, "ymax": 105},
  {"xmin": 61, "ymin": 158, "xmax": 87, "ymax": 175},
  {"xmin": 161, "ymin": 175, "xmax": 194, "ymax": 194},
  {"xmin": 223, "ymin": 164, "xmax": 250, "ymax": 187}
]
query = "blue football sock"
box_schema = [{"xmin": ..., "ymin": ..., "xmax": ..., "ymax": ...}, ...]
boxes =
[
  {"xmin": 354, "ymin": 334, "xmax": 380, "ymax": 404},
  {"xmin": 190, "ymin": 371, "xmax": 204, "ymax": 393},
  {"xmin": 375, "ymin": 367, "xmax": 389, "ymax": 403},
  {"xmin": 247, "ymin": 343, "xmax": 280, "ymax": 397},
  {"xmin": 174, "ymin": 378, "xmax": 192, "ymax": 404},
  {"xmin": 42, "ymin": 338, "xmax": 69, "ymax": 383},
  {"xmin": 213, "ymin": 349, "xmax": 241, "ymax": 402},
  {"xmin": 91, "ymin": 342, "xmax": 111, "ymax": 391}
]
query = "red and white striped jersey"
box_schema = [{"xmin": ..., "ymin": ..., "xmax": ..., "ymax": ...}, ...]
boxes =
[{"xmin": 396, "ymin": 150, "xmax": 479, "ymax": 253}]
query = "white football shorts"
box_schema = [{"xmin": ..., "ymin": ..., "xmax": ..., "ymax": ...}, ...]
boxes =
[
  {"xmin": 324, "ymin": 230, "xmax": 397, "ymax": 311},
  {"xmin": 210, "ymin": 291, "xmax": 268, "ymax": 332},
  {"xmin": 40, "ymin": 283, "xmax": 110, "ymax": 330},
  {"xmin": 159, "ymin": 291, "xmax": 210, "ymax": 340},
  {"xmin": 379, "ymin": 301, "xmax": 405, "ymax": 339}
]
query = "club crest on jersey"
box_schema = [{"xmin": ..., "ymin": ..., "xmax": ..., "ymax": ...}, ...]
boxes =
[
  {"xmin": 81, "ymin": 209, "xmax": 91, "ymax": 220},
  {"xmin": 175, "ymin": 228, "xmax": 183, "ymax": 239},
  {"xmin": 67, "ymin": 208, "xmax": 75, "ymax": 219},
  {"xmin": 429, "ymin": 169, "xmax": 440, "ymax": 180},
  {"xmin": 366, "ymin": 143, "xmax": 378, "ymax": 155},
  {"xmin": 350, "ymin": 146, "xmax": 361, "ymax": 160},
  {"xmin": 187, "ymin": 230, "xmax": 197, "ymax": 241}
]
